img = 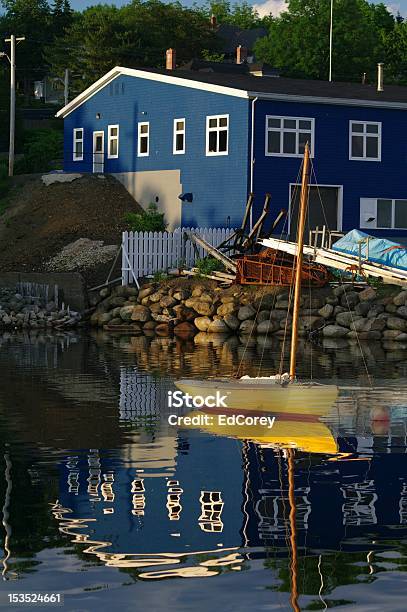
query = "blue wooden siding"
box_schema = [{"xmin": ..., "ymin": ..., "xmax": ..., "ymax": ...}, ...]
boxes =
[
  {"xmin": 63, "ymin": 75, "xmax": 250, "ymax": 228},
  {"xmin": 252, "ymin": 99, "xmax": 407, "ymax": 238}
]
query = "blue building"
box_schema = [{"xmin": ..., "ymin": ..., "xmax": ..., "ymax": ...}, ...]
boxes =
[{"xmin": 57, "ymin": 65, "xmax": 407, "ymax": 237}]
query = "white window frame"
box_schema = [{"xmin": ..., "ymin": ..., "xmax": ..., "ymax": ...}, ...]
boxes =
[
  {"xmin": 349, "ymin": 120, "xmax": 382, "ymax": 161},
  {"xmin": 265, "ymin": 115, "xmax": 315, "ymax": 158},
  {"xmin": 173, "ymin": 118, "xmax": 185, "ymax": 155},
  {"xmin": 206, "ymin": 114, "xmax": 229, "ymax": 156},
  {"xmin": 107, "ymin": 124, "xmax": 119, "ymax": 159},
  {"xmin": 137, "ymin": 122, "xmax": 149, "ymax": 157},
  {"xmin": 73, "ymin": 128, "xmax": 84, "ymax": 161},
  {"xmin": 361, "ymin": 197, "xmax": 407, "ymax": 229}
]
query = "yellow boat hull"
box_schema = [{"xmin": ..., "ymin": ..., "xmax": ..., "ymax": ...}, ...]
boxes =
[{"xmin": 174, "ymin": 379, "xmax": 338, "ymax": 417}]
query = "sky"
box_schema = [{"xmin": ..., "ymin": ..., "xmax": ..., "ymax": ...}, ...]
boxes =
[{"xmin": 65, "ymin": 0, "xmax": 407, "ymax": 17}]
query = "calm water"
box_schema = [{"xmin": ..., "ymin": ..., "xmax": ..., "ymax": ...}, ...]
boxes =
[{"xmin": 0, "ymin": 330, "xmax": 407, "ymax": 611}]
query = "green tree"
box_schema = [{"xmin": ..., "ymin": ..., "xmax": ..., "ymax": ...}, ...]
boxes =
[{"xmin": 254, "ymin": 0, "xmax": 393, "ymax": 82}]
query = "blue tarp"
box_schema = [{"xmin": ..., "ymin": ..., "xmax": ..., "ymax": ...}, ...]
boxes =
[{"xmin": 332, "ymin": 229, "xmax": 407, "ymax": 271}]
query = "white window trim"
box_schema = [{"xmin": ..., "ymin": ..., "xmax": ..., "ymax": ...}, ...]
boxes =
[
  {"xmin": 107, "ymin": 124, "xmax": 119, "ymax": 159},
  {"xmin": 265, "ymin": 115, "xmax": 315, "ymax": 158},
  {"xmin": 173, "ymin": 118, "xmax": 185, "ymax": 155},
  {"xmin": 362, "ymin": 197, "xmax": 407, "ymax": 229},
  {"xmin": 137, "ymin": 121, "xmax": 149, "ymax": 157},
  {"xmin": 206, "ymin": 114, "xmax": 229, "ymax": 156},
  {"xmin": 349, "ymin": 120, "xmax": 382, "ymax": 162},
  {"xmin": 73, "ymin": 128, "xmax": 84, "ymax": 161}
]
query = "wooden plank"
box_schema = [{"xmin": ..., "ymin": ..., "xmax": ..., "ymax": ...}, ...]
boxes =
[{"xmin": 185, "ymin": 230, "xmax": 237, "ymax": 273}]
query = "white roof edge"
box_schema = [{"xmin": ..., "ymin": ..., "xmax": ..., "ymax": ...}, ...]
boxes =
[
  {"xmin": 56, "ymin": 66, "xmax": 249, "ymax": 118},
  {"xmin": 249, "ymin": 90, "xmax": 407, "ymax": 110}
]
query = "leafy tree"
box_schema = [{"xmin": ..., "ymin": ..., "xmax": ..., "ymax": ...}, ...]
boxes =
[{"xmin": 198, "ymin": 0, "xmax": 263, "ymax": 29}]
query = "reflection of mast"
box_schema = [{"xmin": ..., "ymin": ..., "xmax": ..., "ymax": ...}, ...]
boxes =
[
  {"xmin": 1, "ymin": 453, "xmax": 13, "ymax": 580},
  {"xmin": 287, "ymin": 449, "xmax": 299, "ymax": 612}
]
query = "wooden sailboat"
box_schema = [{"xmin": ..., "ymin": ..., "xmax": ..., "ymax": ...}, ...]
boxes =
[{"xmin": 175, "ymin": 143, "xmax": 339, "ymax": 415}]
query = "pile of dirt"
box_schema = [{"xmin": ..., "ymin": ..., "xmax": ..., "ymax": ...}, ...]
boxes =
[{"xmin": 0, "ymin": 174, "xmax": 142, "ymax": 285}]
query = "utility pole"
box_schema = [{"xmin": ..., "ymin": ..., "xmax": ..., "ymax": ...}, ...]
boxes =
[
  {"xmin": 329, "ymin": 0, "xmax": 333, "ymax": 82},
  {"xmin": 3, "ymin": 35, "xmax": 25, "ymax": 177},
  {"xmin": 64, "ymin": 68, "xmax": 69, "ymax": 107}
]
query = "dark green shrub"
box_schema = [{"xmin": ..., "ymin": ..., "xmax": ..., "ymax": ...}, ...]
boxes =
[
  {"xmin": 124, "ymin": 203, "xmax": 166, "ymax": 232},
  {"xmin": 15, "ymin": 129, "xmax": 63, "ymax": 174},
  {"xmin": 195, "ymin": 256, "xmax": 224, "ymax": 276}
]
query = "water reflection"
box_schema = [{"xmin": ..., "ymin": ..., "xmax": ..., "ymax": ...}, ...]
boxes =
[{"xmin": 0, "ymin": 330, "xmax": 407, "ymax": 609}]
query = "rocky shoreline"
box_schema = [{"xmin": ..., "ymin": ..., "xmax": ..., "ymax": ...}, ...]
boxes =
[
  {"xmin": 0, "ymin": 288, "xmax": 84, "ymax": 330},
  {"xmin": 89, "ymin": 279, "xmax": 407, "ymax": 343}
]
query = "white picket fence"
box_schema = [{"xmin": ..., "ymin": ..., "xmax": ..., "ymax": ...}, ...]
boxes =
[{"xmin": 122, "ymin": 227, "xmax": 234, "ymax": 285}]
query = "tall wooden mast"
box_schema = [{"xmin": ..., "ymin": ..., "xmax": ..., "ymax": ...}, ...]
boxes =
[{"xmin": 289, "ymin": 143, "xmax": 311, "ymax": 380}]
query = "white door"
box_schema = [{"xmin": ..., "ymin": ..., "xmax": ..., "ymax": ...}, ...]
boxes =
[{"xmin": 93, "ymin": 131, "xmax": 104, "ymax": 173}]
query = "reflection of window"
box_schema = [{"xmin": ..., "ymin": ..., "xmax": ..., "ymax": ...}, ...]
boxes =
[
  {"xmin": 173, "ymin": 118, "xmax": 185, "ymax": 154},
  {"xmin": 138, "ymin": 122, "xmax": 149, "ymax": 157},
  {"xmin": 108, "ymin": 125, "xmax": 119, "ymax": 159},
  {"xmin": 206, "ymin": 115, "xmax": 228, "ymax": 155},
  {"xmin": 377, "ymin": 198, "xmax": 407, "ymax": 229},
  {"xmin": 265, "ymin": 116, "xmax": 314, "ymax": 157},
  {"xmin": 73, "ymin": 128, "xmax": 83, "ymax": 161},
  {"xmin": 349, "ymin": 121, "xmax": 381, "ymax": 160}
]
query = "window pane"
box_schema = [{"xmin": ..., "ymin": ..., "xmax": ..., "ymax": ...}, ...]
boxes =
[
  {"xmin": 110, "ymin": 140, "xmax": 117, "ymax": 156},
  {"xmin": 209, "ymin": 118, "xmax": 217, "ymax": 128},
  {"xmin": 283, "ymin": 119, "xmax": 296, "ymax": 129},
  {"xmin": 208, "ymin": 131, "xmax": 217, "ymax": 152},
  {"xmin": 299, "ymin": 120, "xmax": 311, "ymax": 130},
  {"xmin": 176, "ymin": 133, "xmax": 184, "ymax": 151},
  {"xmin": 298, "ymin": 132, "xmax": 310, "ymax": 154},
  {"xmin": 377, "ymin": 199, "xmax": 392, "ymax": 227},
  {"xmin": 268, "ymin": 117, "xmax": 280, "ymax": 128},
  {"xmin": 140, "ymin": 124, "xmax": 148, "ymax": 134},
  {"xmin": 140, "ymin": 136, "xmax": 148, "ymax": 154},
  {"xmin": 110, "ymin": 127, "xmax": 118, "ymax": 137},
  {"xmin": 176, "ymin": 121, "xmax": 184, "ymax": 131},
  {"xmin": 219, "ymin": 117, "xmax": 228, "ymax": 127},
  {"xmin": 351, "ymin": 135, "xmax": 364, "ymax": 157},
  {"xmin": 218, "ymin": 129, "xmax": 227, "ymax": 152},
  {"xmin": 267, "ymin": 130, "xmax": 280, "ymax": 153},
  {"xmin": 366, "ymin": 136, "xmax": 379, "ymax": 158},
  {"xmin": 75, "ymin": 142, "xmax": 82, "ymax": 156},
  {"xmin": 366, "ymin": 124, "xmax": 378, "ymax": 134},
  {"xmin": 395, "ymin": 200, "xmax": 407, "ymax": 228},
  {"xmin": 283, "ymin": 131, "xmax": 296, "ymax": 154},
  {"xmin": 352, "ymin": 123, "xmax": 364, "ymax": 133}
]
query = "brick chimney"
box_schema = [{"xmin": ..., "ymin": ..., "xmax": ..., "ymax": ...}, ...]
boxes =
[
  {"xmin": 166, "ymin": 48, "xmax": 176, "ymax": 71},
  {"xmin": 236, "ymin": 45, "xmax": 248, "ymax": 65},
  {"xmin": 210, "ymin": 14, "xmax": 217, "ymax": 28}
]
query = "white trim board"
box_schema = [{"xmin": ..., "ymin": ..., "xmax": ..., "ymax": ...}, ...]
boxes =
[
  {"xmin": 55, "ymin": 66, "xmax": 407, "ymax": 119},
  {"xmin": 288, "ymin": 183, "xmax": 343, "ymax": 234}
]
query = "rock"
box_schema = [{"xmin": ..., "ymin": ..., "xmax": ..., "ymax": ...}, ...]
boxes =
[
  {"xmin": 334, "ymin": 305, "xmax": 346, "ymax": 316},
  {"xmin": 393, "ymin": 291, "xmax": 407, "ymax": 306},
  {"xmin": 217, "ymin": 302, "xmax": 236, "ymax": 317},
  {"xmin": 143, "ymin": 320, "xmax": 157, "ymax": 329},
  {"xmin": 220, "ymin": 295, "xmax": 237, "ymax": 304},
  {"xmin": 173, "ymin": 290, "xmax": 189, "ymax": 301},
  {"xmin": 336, "ymin": 311, "xmax": 361, "ymax": 328},
  {"xmin": 257, "ymin": 320, "xmax": 278, "ymax": 334},
  {"xmin": 149, "ymin": 302, "xmax": 162, "ymax": 313},
  {"xmin": 208, "ymin": 319, "xmax": 229, "ymax": 334},
  {"xmin": 397, "ymin": 305, "xmax": 407, "ymax": 319},
  {"xmin": 325, "ymin": 296, "xmax": 339, "ymax": 305},
  {"xmin": 333, "ymin": 284, "xmax": 355, "ymax": 297},
  {"xmin": 130, "ymin": 305, "xmax": 150, "ymax": 322},
  {"xmin": 188, "ymin": 299, "xmax": 215, "ymax": 316},
  {"xmin": 223, "ymin": 314, "xmax": 240, "ymax": 331},
  {"xmin": 269, "ymin": 309, "xmax": 290, "ymax": 321},
  {"xmin": 257, "ymin": 310, "xmax": 271, "ymax": 323},
  {"xmin": 386, "ymin": 317, "xmax": 407, "ymax": 331},
  {"xmin": 323, "ymin": 324, "xmax": 349, "ymax": 338},
  {"xmin": 119, "ymin": 305, "xmax": 136, "ymax": 321},
  {"xmin": 200, "ymin": 293, "xmax": 214, "ymax": 303},
  {"xmin": 174, "ymin": 321, "xmax": 196, "ymax": 338},
  {"xmin": 298, "ymin": 316, "xmax": 325, "ymax": 331},
  {"xmin": 318, "ymin": 303, "xmax": 334, "ymax": 319},
  {"xmin": 149, "ymin": 291, "xmax": 163, "ymax": 303},
  {"xmin": 275, "ymin": 300, "xmax": 290, "ymax": 310},
  {"xmin": 192, "ymin": 286, "xmax": 204, "ymax": 297},
  {"xmin": 386, "ymin": 303, "xmax": 398, "ymax": 313},
  {"xmin": 350, "ymin": 318, "xmax": 367, "ymax": 332},
  {"xmin": 383, "ymin": 329, "xmax": 402, "ymax": 340},
  {"xmin": 98, "ymin": 312, "xmax": 112, "ymax": 324},
  {"xmin": 237, "ymin": 305, "xmax": 256, "ymax": 321},
  {"xmin": 173, "ymin": 305, "xmax": 196, "ymax": 322},
  {"xmin": 348, "ymin": 330, "xmax": 382, "ymax": 340},
  {"xmin": 194, "ymin": 317, "xmax": 212, "ymax": 332},
  {"xmin": 107, "ymin": 317, "xmax": 122, "ymax": 326},
  {"xmin": 302, "ymin": 297, "xmax": 324, "ymax": 309},
  {"xmin": 367, "ymin": 304, "xmax": 384, "ymax": 318},
  {"xmin": 395, "ymin": 333, "xmax": 407, "ymax": 341},
  {"xmin": 355, "ymin": 302, "xmax": 371, "ymax": 316},
  {"xmin": 239, "ymin": 320, "xmax": 257, "ymax": 335},
  {"xmin": 155, "ymin": 323, "xmax": 171, "ymax": 336},
  {"xmin": 364, "ymin": 317, "xmax": 387, "ymax": 332},
  {"xmin": 160, "ymin": 295, "xmax": 177, "ymax": 308},
  {"xmin": 109, "ymin": 296, "xmax": 127, "ymax": 307},
  {"xmin": 99, "ymin": 287, "xmax": 110, "ymax": 299},
  {"xmin": 340, "ymin": 291, "xmax": 359, "ymax": 308},
  {"xmin": 358, "ymin": 287, "xmax": 377, "ymax": 301}
]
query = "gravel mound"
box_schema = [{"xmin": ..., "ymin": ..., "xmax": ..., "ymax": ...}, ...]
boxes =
[{"xmin": 46, "ymin": 238, "xmax": 119, "ymax": 272}]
